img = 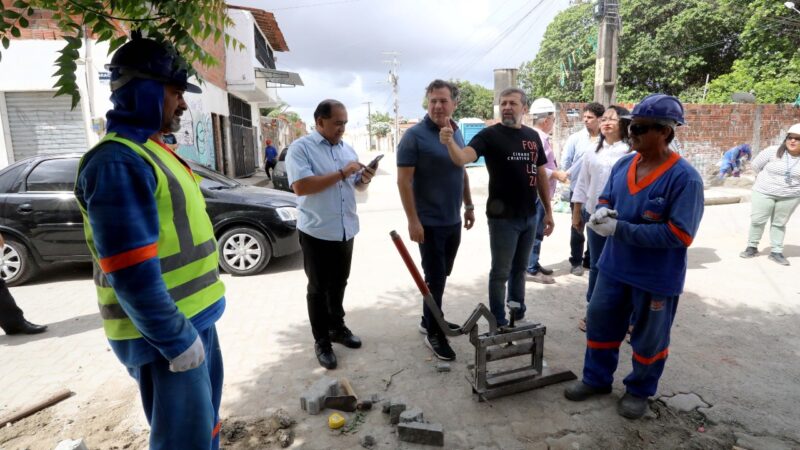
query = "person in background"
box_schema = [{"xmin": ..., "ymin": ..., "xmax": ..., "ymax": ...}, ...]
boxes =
[
  {"xmin": 0, "ymin": 233, "xmax": 47, "ymax": 336},
  {"xmin": 564, "ymin": 94, "xmax": 704, "ymax": 420},
  {"xmin": 718, "ymin": 144, "xmax": 751, "ymax": 179},
  {"xmin": 526, "ymin": 97, "xmax": 567, "ymax": 284},
  {"xmin": 739, "ymin": 124, "xmax": 800, "ymax": 266},
  {"xmin": 570, "ymin": 105, "xmax": 631, "ymax": 332},
  {"xmin": 264, "ymin": 139, "xmax": 279, "ymax": 180},
  {"xmin": 561, "ymin": 102, "xmax": 605, "ymax": 276}
]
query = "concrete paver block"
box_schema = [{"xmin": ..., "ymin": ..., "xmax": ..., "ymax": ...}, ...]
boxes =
[
  {"xmin": 300, "ymin": 376, "xmax": 338, "ymax": 415},
  {"xmin": 388, "ymin": 398, "xmax": 407, "ymax": 425},
  {"xmin": 659, "ymin": 392, "xmax": 711, "ymax": 412},
  {"xmin": 398, "ymin": 421, "xmax": 444, "ymax": 446},
  {"xmin": 399, "ymin": 407, "xmax": 423, "ymax": 423}
]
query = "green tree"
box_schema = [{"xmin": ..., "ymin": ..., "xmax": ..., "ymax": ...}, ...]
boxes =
[
  {"xmin": 519, "ymin": 0, "xmax": 748, "ymax": 103},
  {"xmin": 0, "ymin": 0, "xmax": 236, "ymax": 108},
  {"xmin": 369, "ymin": 111, "xmax": 392, "ymax": 138},
  {"xmin": 706, "ymin": 0, "xmax": 800, "ymax": 103}
]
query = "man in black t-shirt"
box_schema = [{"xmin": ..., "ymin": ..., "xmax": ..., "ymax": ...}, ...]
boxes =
[{"xmin": 441, "ymin": 88, "xmax": 553, "ymax": 326}]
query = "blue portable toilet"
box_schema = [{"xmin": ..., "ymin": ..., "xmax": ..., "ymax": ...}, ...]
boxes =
[{"xmin": 458, "ymin": 118, "xmax": 486, "ymax": 167}]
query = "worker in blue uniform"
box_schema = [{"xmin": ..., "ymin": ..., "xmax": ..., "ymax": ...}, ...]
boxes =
[
  {"xmin": 718, "ymin": 144, "xmax": 751, "ymax": 179},
  {"xmin": 75, "ymin": 33, "xmax": 225, "ymax": 449},
  {"xmin": 563, "ymin": 94, "xmax": 705, "ymax": 419}
]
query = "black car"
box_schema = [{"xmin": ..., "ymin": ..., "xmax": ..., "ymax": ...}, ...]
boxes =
[
  {"xmin": 271, "ymin": 147, "xmax": 292, "ymax": 192},
  {"xmin": 0, "ymin": 153, "xmax": 300, "ymax": 286}
]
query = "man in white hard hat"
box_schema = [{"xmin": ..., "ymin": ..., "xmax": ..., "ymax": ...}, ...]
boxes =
[{"xmin": 527, "ymin": 98, "xmax": 568, "ymax": 284}]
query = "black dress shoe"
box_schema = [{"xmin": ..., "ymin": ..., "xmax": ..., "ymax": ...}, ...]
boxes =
[
  {"xmin": 315, "ymin": 341, "xmax": 337, "ymax": 369},
  {"xmin": 329, "ymin": 326, "xmax": 362, "ymax": 349},
  {"xmin": 3, "ymin": 320, "xmax": 48, "ymax": 335}
]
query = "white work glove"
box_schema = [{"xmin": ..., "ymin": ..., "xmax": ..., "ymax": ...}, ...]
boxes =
[
  {"xmin": 169, "ymin": 336, "xmax": 205, "ymax": 373},
  {"xmin": 589, "ymin": 208, "xmax": 618, "ymax": 225},
  {"xmin": 587, "ymin": 217, "xmax": 618, "ymax": 237}
]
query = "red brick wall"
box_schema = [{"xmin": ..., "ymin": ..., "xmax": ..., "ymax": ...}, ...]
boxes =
[
  {"xmin": 194, "ymin": 33, "xmax": 226, "ymax": 91},
  {"xmin": 555, "ymin": 102, "xmax": 800, "ymax": 162}
]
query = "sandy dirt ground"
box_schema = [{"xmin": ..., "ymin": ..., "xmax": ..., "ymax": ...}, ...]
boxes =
[{"xmin": 1, "ymin": 163, "xmax": 799, "ymax": 450}]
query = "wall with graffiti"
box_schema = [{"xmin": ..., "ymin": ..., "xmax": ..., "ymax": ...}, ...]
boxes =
[{"xmin": 175, "ymin": 83, "xmax": 229, "ymax": 170}]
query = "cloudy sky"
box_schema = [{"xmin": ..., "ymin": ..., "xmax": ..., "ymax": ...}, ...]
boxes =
[{"xmin": 230, "ymin": 0, "xmax": 570, "ymax": 129}]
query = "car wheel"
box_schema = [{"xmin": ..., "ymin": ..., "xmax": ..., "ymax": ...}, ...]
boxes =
[
  {"xmin": 218, "ymin": 227, "xmax": 272, "ymax": 276},
  {"xmin": 1, "ymin": 238, "xmax": 40, "ymax": 286}
]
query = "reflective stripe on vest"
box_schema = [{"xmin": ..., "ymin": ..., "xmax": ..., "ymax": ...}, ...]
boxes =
[{"xmin": 79, "ymin": 133, "xmax": 224, "ymax": 340}]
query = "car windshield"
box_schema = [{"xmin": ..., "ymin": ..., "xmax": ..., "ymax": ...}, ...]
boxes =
[{"xmin": 189, "ymin": 163, "xmax": 240, "ymax": 190}]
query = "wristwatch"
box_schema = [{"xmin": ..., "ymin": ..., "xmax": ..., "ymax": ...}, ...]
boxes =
[{"xmin": 464, "ymin": 204, "xmax": 475, "ymax": 211}]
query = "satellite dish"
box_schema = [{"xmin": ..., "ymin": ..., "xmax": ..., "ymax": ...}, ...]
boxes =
[{"xmin": 731, "ymin": 92, "xmax": 756, "ymax": 103}]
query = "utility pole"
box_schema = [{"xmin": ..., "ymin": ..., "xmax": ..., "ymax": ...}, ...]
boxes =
[
  {"xmin": 593, "ymin": 0, "xmax": 620, "ymax": 105},
  {"xmin": 382, "ymin": 52, "xmax": 400, "ymax": 151},
  {"xmin": 363, "ymin": 101, "xmax": 374, "ymax": 151}
]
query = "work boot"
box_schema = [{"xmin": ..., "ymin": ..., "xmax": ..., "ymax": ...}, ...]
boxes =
[
  {"xmin": 2, "ymin": 320, "xmax": 47, "ymax": 335},
  {"xmin": 314, "ymin": 341, "xmax": 337, "ymax": 370},
  {"xmin": 563, "ymin": 382, "xmax": 612, "ymax": 401},
  {"xmin": 768, "ymin": 252, "xmax": 790, "ymax": 266},
  {"xmin": 739, "ymin": 246, "xmax": 758, "ymax": 258},
  {"xmin": 617, "ymin": 392, "xmax": 649, "ymax": 419},
  {"xmin": 418, "ymin": 316, "xmax": 460, "ymax": 335},
  {"xmin": 425, "ymin": 333, "xmax": 455, "ymax": 361},
  {"xmin": 329, "ymin": 326, "xmax": 362, "ymax": 349}
]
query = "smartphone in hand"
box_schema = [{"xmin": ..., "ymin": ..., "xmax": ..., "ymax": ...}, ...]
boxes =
[{"xmin": 367, "ymin": 154, "xmax": 384, "ymax": 170}]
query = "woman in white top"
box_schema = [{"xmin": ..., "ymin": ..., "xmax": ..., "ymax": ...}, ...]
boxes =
[
  {"xmin": 739, "ymin": 123, "xmax": 800, "ymax": 266},
  {"xmin": 571, "ymin": 105, "xmax": 632, "ymax": 330}
]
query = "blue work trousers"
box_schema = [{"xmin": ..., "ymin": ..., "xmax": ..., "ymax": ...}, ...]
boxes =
[
  {"xmin": 128, "ymin": 325, "xmax": 224, "ymax": 450},
  {"xmin": 584, "ymin": 209, "xmax": 608, "ymax": 304},
  {"xmin": 583, "ymin": 273, "xmax": 679, "ymax": 398},
  {"xmin": 487, "ymin": 214, "xmax": 538, "ymax": 326}
]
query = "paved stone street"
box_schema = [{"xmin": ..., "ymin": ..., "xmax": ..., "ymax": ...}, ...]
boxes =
[{"xmin": 1, "ymin": 161, "xmax": 799, "ymax": 449}]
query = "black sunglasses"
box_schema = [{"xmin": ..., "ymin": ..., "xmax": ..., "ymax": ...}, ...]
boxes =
[{"xmin": 629, "ymin": 123, "xmax": 665, "ymax": 136}]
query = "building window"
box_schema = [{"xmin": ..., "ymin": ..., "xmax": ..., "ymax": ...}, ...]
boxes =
[
  {"xmin": 254, "ymin": 25, "xmax": 276, "ymax": 70},
  {"xmin": 228, "ymin": 94, "xmax": 253, "ymax": 128}
]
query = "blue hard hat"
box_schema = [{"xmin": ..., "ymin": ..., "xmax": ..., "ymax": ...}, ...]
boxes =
[
  {"xmin": 623, "ymin": 93, "xmax": 685, "ymax": 126},
  {"xmin": 106, "ymin": 31, "xmax": 201, "ymax": 93}
]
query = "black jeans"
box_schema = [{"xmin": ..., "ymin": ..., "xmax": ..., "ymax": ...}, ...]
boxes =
[
  {"xmin": 299, "ymin": 231, "xmax": 354, "ymax": 343},
  {"xmin": 569, "ymin": 192, "xmax": 590, "ymax": 267},
  {"xmin": 418, "ymin": 224, "xmax": 461, "ymax": 336},
  {"xmin": 265, "ymin": 160, "xmax": 277, "ymax": 179},
  {"xmin": 0, "ymin": 278, "xmax": 25, "ymax": 332}
]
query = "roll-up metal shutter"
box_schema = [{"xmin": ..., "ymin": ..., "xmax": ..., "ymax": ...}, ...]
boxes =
[{"xmin": 4, "ymin": 91, "xmax": 88, "ymax": 161}]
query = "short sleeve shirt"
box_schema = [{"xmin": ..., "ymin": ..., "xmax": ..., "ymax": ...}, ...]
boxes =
[
  {"xmin": 396, "ymin": 115, "xmax": 465, "ymax": 227},
  {"xmin": 468, "ymin": 124, "xmax": 546, "ymax": 219}
]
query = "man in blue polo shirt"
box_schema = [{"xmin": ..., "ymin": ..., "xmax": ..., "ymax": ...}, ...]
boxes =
[
  {"xmin": 286, "ymin": 99, "xmax": 376, "ymax": 370},
  {"xmin": 397, "ymin": 79, "xmax": 475, "ymax": 361}
]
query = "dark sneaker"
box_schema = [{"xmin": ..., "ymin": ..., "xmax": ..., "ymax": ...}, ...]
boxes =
[
  {"xmin": 617, "ymin": 392, "xmax": 649, "ymax": 419},
  {"xmin": 329, "ymin": 326, "xmax": 362, "ymax": 349},
  {"xmin": 424, "ymin": 334, "xmax": 455, "ymax": 361},
  {"xmin": 768, "ymin": 252, "xmax": 790, "ymax": 266},
  {"xmin": 563, "ymin": 382, "xmax": 612, "ymax": 401},
  {"xmin": 418, "ymin": 316, "xmax": 460, "ymax": 335},
  {"xmin": 314, "ymin": 341, "xmax": 337, "ymax": 370},
  {"xmin": 739, "ymin": 246, "xmax": 758, "ymax": 258},
  {"xmin": 534, "ymin": 264, "xmax": 554, "ymax": 275}
]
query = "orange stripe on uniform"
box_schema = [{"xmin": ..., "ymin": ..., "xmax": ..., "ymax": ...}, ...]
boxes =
[
  {"xmin": 627, "ymin": 152, "xmax": 681, "ymax": 195},
  {"xmin": 597, "ymin": 198, "xmax": 609, "ymax": 205},
  {"xmin": 633, "ymin": 348, "xmax": 669, "ymax": 365},
  {"xmin": 587, "ymin": 340, "xmax": 622, "ymax": 349},
  {"xmin": 98, "ymin": 243, "xmax": 158, "ymax": 273},
  {"xmin": 212, "ymin": 420, "xmax": 221, "ymax": 438},
  {"xmin": 667, "ymin": 221, "xmax": 693, "ymax": 246}
]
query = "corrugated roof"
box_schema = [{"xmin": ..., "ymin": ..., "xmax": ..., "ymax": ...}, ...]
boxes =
[{"xmin": 228, "ymin": 5, "xmax": 289, "ymax": 52}]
